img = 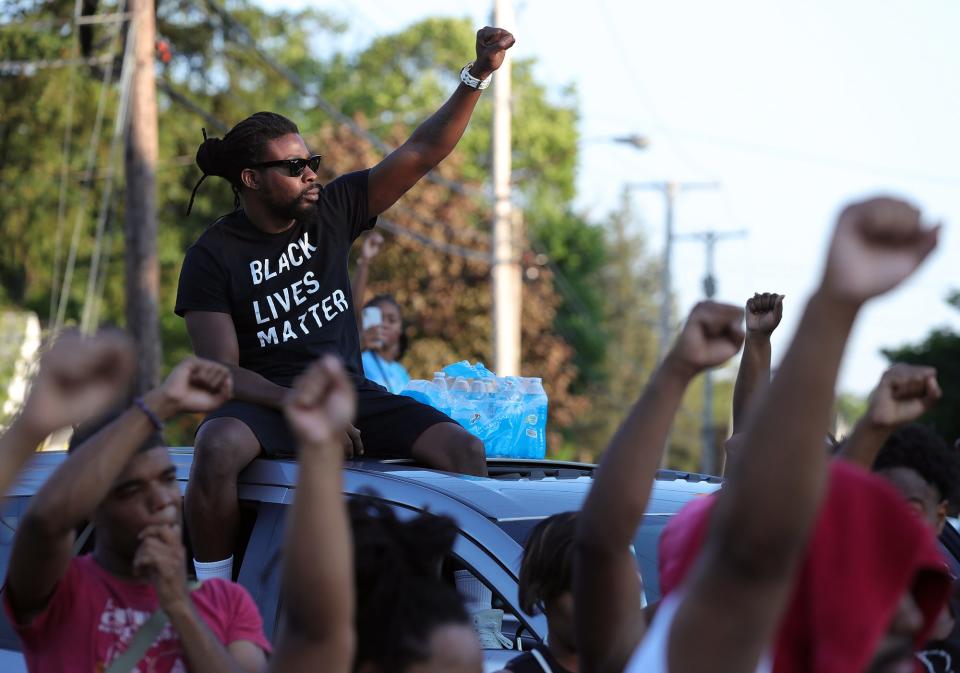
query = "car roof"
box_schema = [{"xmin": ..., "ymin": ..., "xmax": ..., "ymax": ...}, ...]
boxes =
[
  {"xmin": 7, "ymin": 450, "xmax": 722, "ymax": 522},
  {"xmin": 216, "ymin": 453, "xmax": 722, "ymax": 521}
]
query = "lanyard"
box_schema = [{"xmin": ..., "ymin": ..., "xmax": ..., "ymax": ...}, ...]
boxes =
[{"xmin": 371, "ymin": 352, "xmax": 397, "ymax": 393}]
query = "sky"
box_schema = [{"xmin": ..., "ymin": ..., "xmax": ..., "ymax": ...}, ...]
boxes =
[{"xmin": 258, "ymin": 0, "xmax": 960, "ymax": 396}]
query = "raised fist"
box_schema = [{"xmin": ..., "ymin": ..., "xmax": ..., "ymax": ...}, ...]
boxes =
[
  {"xmin": 360, "ymin": 231, "xmax": 384, "ymax": 263},
  {"xmin": 153, "ymin": 357, "xmax": 232, "ymax": 417},
  {"xmin": 20, "ymin": 330, "xmax": 136, "ymax": 436},
  {"xmin": 821, "ymin": 197, "xmax": 939, "ymax": 305},
  {"xmin": 284, "ymin": 356, "xmax": 357, "ymax": 451},
  {"xmin": 745, "ymin": 293, "xmax": 784, "ymax": 336},
  {"xmin": 865, "ymin": 364, "xmax": 941, "ymax": 429},
  {"xmin": 471, "ymin": 27, "xmax": 516, "ymax": 79},
  {"xmin": 667, "ymin": 302, "xmax": 745, "ymax": 377}
]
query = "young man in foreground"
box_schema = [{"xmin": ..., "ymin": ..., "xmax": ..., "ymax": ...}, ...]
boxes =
[{"xmin": 5, "ymin": 358, "xmax": 270, "ymax": 673}]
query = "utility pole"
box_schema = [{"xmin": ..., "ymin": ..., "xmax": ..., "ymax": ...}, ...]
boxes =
[
  {"xmin": 675, "ymin": 228, "xmax": 747, "ymax": 475},
  {"xmin": 491, "ymin": 0, "xmax": 520, "ymax": 375},
  {"xmin": 627, "ymin": 181, "xmax": 720, "ymax": 364},
  {"xmin": 125, "ymin": 0, "xmax": 161, "ymax": 392}
]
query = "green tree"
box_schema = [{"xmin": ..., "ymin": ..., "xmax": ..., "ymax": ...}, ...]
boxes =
[
  {"xmin": 1, "ymin": 1, "xmax": 595, "ymax": 449},
  {"xmin": 883, "ymin": 305, "xmax": 960, "ymax": 443},
  {"xmin": 315, "ymin": 17, "xmax": 608, "ymax": 394}
]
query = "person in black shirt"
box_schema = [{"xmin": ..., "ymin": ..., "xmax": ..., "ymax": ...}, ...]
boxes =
[{"xmin": 174, "ymin": 27, "xmax": 515, "ymax": 581}]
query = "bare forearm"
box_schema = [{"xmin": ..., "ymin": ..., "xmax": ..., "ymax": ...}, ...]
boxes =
[
  {"xmin": 26, "ymin": 389, "xmax": 177, "ymax": 533},
  {"xmin": 282, "ymin": 446, "xmax": 353, "ymax": 643},
  {"xmin": 580, "ymin": 359, "xmax": 693, "ymax": 550},
  {"xmin": 229, "ymin": 366, "xmax": 288, "ymax": 409},
  {"xmin": 732, "ymin": 335, "xmax": 771, "ymax": 433},
  {"xmin": 404, "ymin": 82, "xmax": 483, "ymax": 169},
  {"xmin": 716, "ymin": 293, "xmax": 855, "ymax": 570},
  {"xmin": 0, "ymin": 417, "xmax": 48, "ymax": 498},
  {"xmin": 166, "ymin": 602, "xmax": 248, "ymax": 673},
  {"xmin": 837, "ymin": 420, "xmax": 891, "ymax": 468}
]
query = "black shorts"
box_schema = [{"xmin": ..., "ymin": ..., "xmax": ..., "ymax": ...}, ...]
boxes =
[{"xmin": 200, "ymin": 378, "xmax": 454, "ymax": 458}]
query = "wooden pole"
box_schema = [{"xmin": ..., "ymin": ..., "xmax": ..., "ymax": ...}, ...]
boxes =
[{"xmin": 124, "ymin": 0, "xmax": 161, "ymax": 392}]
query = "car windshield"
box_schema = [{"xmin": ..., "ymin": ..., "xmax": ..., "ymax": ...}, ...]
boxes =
[{"xmin": 496, "ymin": 513, "xmax": 673, "ymax": 603}]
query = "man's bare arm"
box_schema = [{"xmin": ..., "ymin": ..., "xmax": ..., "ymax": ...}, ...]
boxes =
[
  {"xmin": 575, "ymin": 302, "xmax": 745, "ymax": 673},
  {"xmin": 670, "ymin": 198, "xmax": 940, "ymax": 673},
  {"xmin": 6, "ymin": 359, "xmax": 232, "ymax": 624},
  {"xmin": 366, "ymin": 27, "xmax": 514, "ymax": 217},
  {"xmin": 839, "ymin": 364, "xmax": 941, "ymax": 467},
  {"xmin": 732, "ymin": 293, "xmax": 783, "ymax": 434},
  {"xmin": 270, "ymin": 357, "xmax": 357, "ymax": 673},
  {"xmin": 185, "ymin": 311, "xmax": 288, "ymax": 409}
]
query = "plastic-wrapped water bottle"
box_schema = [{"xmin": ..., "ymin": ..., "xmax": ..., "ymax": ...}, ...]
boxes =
[
  {"xmin": 520, "ymin": 377, "xmax": 548, "ymax": 459},
  {"xmin": 448, "ymin": 376, "xmax": 475, "ymax": 433},
  {"xmin": 430, "ymin": 372, "xmax": 450, "ymax": 414}
]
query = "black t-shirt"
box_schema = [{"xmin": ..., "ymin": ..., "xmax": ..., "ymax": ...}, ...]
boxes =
[{"xmin": 175, "ymin": 170, "xmax": 376, "ymax": 386}]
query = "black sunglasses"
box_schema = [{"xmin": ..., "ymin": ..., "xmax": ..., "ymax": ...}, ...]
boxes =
[{"xmin": 249, "ymin": 154, "xmax": 322, "ymax": 177}]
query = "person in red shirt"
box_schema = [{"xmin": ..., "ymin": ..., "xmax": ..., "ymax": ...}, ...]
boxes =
[{"xmin": 4, "ymin": 357, "xmax": 270, "ymax": 673}]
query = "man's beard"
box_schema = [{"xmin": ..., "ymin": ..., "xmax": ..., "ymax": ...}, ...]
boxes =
[{"xmin": 265, "ymin": 187, "xmax": 321, "ymax": 223}]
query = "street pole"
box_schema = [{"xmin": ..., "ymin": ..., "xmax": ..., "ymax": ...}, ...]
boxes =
[
  {"xmin": 492, "ymin": 0, "xmax": 520, "ymax": 375},
  {"xmin": 675, "ymin": 228, "xmax": 747, "ymax": 474},
  {"xmin": 125, "ymin": 0, "xmax": 161, "ymax": 392},
  {"xmin": 627, "ymin": 181, "xmax": 720, "ymax": 364}
]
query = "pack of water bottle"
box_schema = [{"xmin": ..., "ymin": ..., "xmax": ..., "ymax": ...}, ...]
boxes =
[{"xmin": 400, "ymin": 360, "xmax": 548, "ymax": 459}]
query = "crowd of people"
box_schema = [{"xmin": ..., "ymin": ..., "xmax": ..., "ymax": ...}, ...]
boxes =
[{"xmin": 1, "ymin": 21, "xmax": 958, "ymax": 673}]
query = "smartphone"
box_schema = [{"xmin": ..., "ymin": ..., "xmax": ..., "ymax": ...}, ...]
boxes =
[
  {"xmin": 362, "ymin": 306, "xmax": 383, "ymax": 350},
  {"xmin": 362, "ymin": 306, "xmax": 382, "ymax": 330}
]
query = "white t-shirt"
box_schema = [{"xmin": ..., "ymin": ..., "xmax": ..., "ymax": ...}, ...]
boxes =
[{"xmin": 623, "ymin": 593, "xmax": 773, "ymax": 673}]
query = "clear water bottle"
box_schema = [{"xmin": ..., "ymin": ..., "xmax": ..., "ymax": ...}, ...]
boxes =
[
  {"xmin": 430, "ymin": 372, "xmax": 450, "ymax": 414},
  {"xmin": 448, "ymin": 376, "xmax": 474, "ymax": 434},
  {"xmin": 521, "ymin": 377, "xmax": 548, "ymax": 459}
]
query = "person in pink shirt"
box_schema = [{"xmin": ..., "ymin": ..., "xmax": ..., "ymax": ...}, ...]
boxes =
[{"xmin": 4, "ymin": 357, "xmax": 270, "ymax": 673}]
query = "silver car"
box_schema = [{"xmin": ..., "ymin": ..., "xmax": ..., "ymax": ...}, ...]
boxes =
[{"xmin": 0, "ymin": 451, "xmax": 723, "ymax": 672}]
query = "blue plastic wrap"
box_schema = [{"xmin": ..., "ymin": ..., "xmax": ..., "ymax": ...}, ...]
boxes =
[{"xmin": 400, "ymin": 363, "xmax": 548, "ymax": 459}]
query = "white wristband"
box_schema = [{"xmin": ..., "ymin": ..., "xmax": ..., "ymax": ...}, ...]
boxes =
[{"xmin": 460, "ymin": 62, "xmax": 491, "ymax": 90}]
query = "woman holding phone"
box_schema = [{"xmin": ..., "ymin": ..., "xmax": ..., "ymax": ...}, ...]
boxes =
[
  {"xmin": 360, "ymin": 296, "xmax": 411, "ymax": 394},
  {"xmin": 352, "ymin": 231, "xmax": 412, "ymax": 394}
]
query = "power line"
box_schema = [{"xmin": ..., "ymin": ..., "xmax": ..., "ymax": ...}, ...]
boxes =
[
  {"xmin": 81, "ymin": 13, "xmax": 138, "ymax": 334},
  {"xmin": 660, "ymin": 126, "xmax": 960, "ymax": 186},
  {"xmin": 377, "ymin": 218, "xmax": 490, "ymax": 264},
  {"xmin": 0, "ymin": 54, "xmax": 115, "ymax": 75},
  {"xmin": 593, "ymin": 0, "xmax": 719, "ymax": 182},
  {"xmin": 53, "ymin": 17, "xmax": 125, "ymax": 332},
  {"xmin": 49, "ymin": 0, "xmax": 83, "ymax": 325},
  {"xmin": 0, "ymin": 11, "xmax": 130, "ymax": 30}
]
